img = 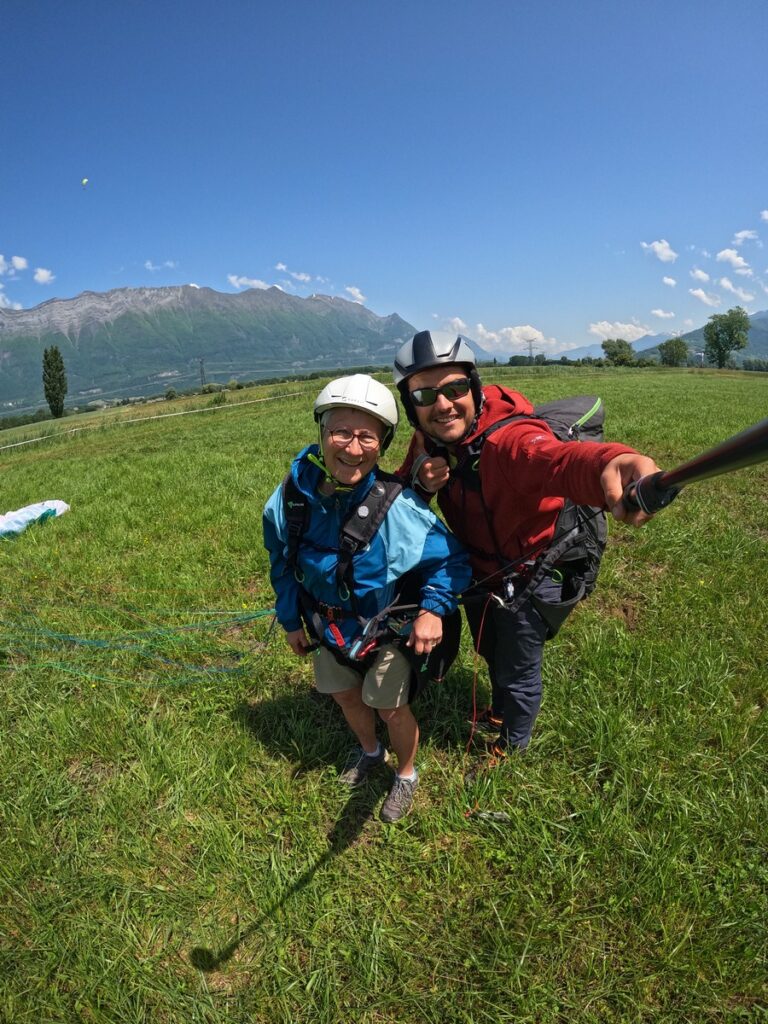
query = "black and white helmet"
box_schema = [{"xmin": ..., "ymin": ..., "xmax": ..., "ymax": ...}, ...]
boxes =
[
  {"xmin": 313, "ymin": 374, "xmax": 399, "ymax": 451},
  {"xmin": 393, "ymin": 330, "xmax": 484, "ymax": 426}
]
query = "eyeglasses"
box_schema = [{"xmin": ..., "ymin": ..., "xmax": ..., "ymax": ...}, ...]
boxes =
[
  {"xmin": 409, "ymin": 377, "xmax": 472, "ymax": 408},
  {"xmin": 326, "ymin": 428, "xmax": 382, "ymax": 451}
]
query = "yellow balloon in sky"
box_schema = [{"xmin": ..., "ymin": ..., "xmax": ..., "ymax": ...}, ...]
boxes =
[{"xmin": 81, "ymin": 177, "xmax": 89, "ymax": 187}]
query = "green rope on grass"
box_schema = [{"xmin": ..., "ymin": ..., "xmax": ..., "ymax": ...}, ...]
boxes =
[{"xmin": 0, "ymin": 607, "xmax": 279, "ymax": 686}]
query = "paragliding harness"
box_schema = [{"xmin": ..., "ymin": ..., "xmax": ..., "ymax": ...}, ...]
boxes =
[
  {"xmin": 281, "ymin": 470, "xmax": 460, "ymax": 697},
  {"xmin": 451, "ymin": 394, "xmax": 608, "ymax": 637}
]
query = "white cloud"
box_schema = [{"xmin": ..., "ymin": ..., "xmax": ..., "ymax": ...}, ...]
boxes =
[
  {"xmin": 719, "ymin": 277, "xmax": 755, "ymax": 302},
  {"xmin": 145, "ymin": 259, "xmax": 177, "ymax": 271},
  {"xmin": 734, "ymin": 267, "xmax": 754, "ymax": 277},
  {"xmin": 588, "ymin": 320, "xmax": 651, "ymax": 343},
  {"xmin": 345, "ymin": 285, "xmax": 366, "ymax": 304},
  {"xmin": 227, "ymin": 274, "xmax": 270, "ymax": 290},
  {"xmin": 275, "ymin": 261, "xmax": 314, "ymax": 283},
  {"xmin": 428, "ymin": 322, "xmax": 565, "ymax": 355},
  {"xmin": 0, "ymin": 285, "xmax": 22, "ymax": 310},
  {"xmin": 34, "ymin": 267, "xmax": 55, "ymax": 284},
  {"xmin": 733, "ymin": 229, "xmax": 758, "ymax": 247},
  {"xmin": 663, "ymin": 276, "xmax": 676, "ymax": 287},
  {"xmin": 683, "ymin": 319, "xmax": 694, "ymax": 328},
  {"xmin": 716, "ymin": 248, "xmax": 750, "ymax": 271},
  {"xmin": 651, "ymin": 309, "xmax": 675, "ymax": 319},
  {"xmin": 689, "ymin": 287, "xmax": 721, "ymax": 307},
  {"xmin": 0, "ymin": 254, "xmax": 28, "ymax": 277},
  {"xmin": 690, "ymin": 268, "xmax": 710, "ymax": 283},
  {"xmin": 761, "ymin": 210, "xmax": 768, "ymax": 222},
  {"xmin": 475, "ymin": 322, "xmax": 565, "ymax": 354},
  {"xmin": 641, "ymin": 239, "xmax": 678, "ymax": 263}
]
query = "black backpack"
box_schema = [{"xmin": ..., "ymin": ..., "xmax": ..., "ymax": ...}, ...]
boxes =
[{"xmin": 453, "ymin": 394, "xmax": 608, "ymax": 634}]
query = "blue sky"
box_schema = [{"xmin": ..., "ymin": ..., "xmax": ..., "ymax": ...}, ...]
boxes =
[{"xmin": 2, "ymin": 0, "xmax": 767, "ymax": 355}]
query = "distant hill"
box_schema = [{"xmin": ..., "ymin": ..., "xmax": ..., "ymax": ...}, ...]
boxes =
[
  {"xmin": 640, "ymin": 310, "xmax": 768, "ymax": 363},
  {"xmin": 0, "ymin": 286, "xmax": 417, "ymax": 409},
  {"xmin": 554, "ymin": 334, "xmax": 670, "ymax": 362},
  {"xmin": 553, "ymin": 312, "xmax": 768, "ymax": 364}
]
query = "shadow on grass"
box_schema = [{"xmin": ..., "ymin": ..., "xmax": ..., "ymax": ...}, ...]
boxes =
[
  {"xmin": 232, "ymin": 664, "xmax": 481, "ymax": 773},
  {"xmin": 188, "ymin": 776, "xmax": 388, "ymax": 972},
  {"xmin": 192, "ymin": 662, "xmax": 494, "ymax": 971}
]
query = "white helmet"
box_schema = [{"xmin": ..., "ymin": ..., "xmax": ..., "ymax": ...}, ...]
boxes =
[{"xmin": 313, "ymin": 374, "xmax": 399, "ymax": 451}]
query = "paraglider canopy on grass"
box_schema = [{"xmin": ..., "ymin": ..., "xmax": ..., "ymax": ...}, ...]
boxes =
[{"xmin": 0, "ymin": 501, "xmax": 70, "ymax": 538}]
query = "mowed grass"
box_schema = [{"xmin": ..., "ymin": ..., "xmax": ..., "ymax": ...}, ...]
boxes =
[{"xmin": 0, "ymin": 367, "xmax": 765, "ymax": 1023}]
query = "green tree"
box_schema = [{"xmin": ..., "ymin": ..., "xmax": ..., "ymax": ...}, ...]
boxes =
[
  {"xmin": 601, "ymin": 338, "xmax": 635, "ymax": 366},
  {"xmin": 703, "ymin": 306, "xmax": 750, "ymax": 369},
  {"xmin": 658, "ymin": 337, "xmax": 689, "ymax": 367},
  {"xmin": 42, "ymin": 345, "xmax": 68, "ymax": 418}
]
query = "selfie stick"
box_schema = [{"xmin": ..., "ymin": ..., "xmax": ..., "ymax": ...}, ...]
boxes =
[{"xmin": 623, "ymin": 416, "xmax": 768, "ymax": 514}]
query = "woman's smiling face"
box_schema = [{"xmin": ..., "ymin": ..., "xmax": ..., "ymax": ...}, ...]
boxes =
[{"xmin": 320, "ymin": 408, "xmax": 383, "ymax": 488}]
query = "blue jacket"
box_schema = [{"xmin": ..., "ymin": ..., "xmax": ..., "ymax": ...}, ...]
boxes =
[{"xmin": 263, "ymin": 446, "xmax": 471, "ymax": 650}]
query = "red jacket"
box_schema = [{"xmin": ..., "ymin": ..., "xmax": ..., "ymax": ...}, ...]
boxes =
[{"xmin": 399, "ymin": 385, "xmax": 637, "ymax": 582}]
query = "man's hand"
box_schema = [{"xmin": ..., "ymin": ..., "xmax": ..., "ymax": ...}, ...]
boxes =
[
  {"xmin": 413, "ymin": 430, "xmax": 450, "ymax": 493},
  {"xmin": 601, "ymin": 453, "xmax": 662, "ymax": 526},
  {"xmin": 407, "ymin": 609, "xmax": 443, "ymax": 657},
  {"xmin": 285, "ymin": 627, "xmax": 313, "ymax": 656}
]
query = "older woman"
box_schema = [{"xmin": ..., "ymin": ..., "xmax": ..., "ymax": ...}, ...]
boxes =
[{"xmin": 263, "ymin": 374, "xmax": 470, "ymax": 823}]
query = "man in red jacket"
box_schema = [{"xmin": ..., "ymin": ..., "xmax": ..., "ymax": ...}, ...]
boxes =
[{"xmin": 394, "ymin": 331, "xmax": 661, "ymax": 767}]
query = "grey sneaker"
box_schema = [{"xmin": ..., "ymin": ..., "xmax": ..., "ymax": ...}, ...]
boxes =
[
  {"xmin": 380, "ymin": 774, "xmax": 419, "ymax": 823},
  {"xmin": 338, "ymin": 745, "xmax": 389, "ymax": 787}
]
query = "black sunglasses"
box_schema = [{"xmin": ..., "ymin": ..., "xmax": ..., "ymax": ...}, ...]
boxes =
[{"xmin": 409, "ymin": 377, "xmax": 472, "ymax": 408}]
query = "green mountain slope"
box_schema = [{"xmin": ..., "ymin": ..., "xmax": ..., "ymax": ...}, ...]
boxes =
[{"xmin": 0, "ymin": 286, "xmax": 417, "ymax": 409}]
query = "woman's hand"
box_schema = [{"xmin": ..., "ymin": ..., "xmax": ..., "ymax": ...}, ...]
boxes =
[
  {"xmin": 285, "ymin": 627, "xmax": 313, "ymax": 656},
  {"xmin": 407, "ymin": 609, "xmax": 443, "ymax": 657}
]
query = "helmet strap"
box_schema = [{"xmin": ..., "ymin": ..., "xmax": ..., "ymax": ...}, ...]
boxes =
[{"xmin": 307, "ymin": 450, "xmax": 355, "ymax": 494}]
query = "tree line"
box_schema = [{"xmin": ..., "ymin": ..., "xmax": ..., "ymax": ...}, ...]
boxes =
[{"xmin": 508, "ymin": 306, "xmax": 753, "ymax": 369}]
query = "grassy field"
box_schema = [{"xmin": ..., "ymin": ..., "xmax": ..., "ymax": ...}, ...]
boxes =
[{"xmin": 1, "ymin": 367, "xmax": 766, "ymax": 1023}]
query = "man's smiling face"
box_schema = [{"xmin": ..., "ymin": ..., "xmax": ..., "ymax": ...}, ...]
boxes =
[{"xmin": 408, "ymin": 365, "xmax": 477, "ymax": 446}]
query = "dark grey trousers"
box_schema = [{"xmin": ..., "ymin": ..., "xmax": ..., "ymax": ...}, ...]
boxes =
[{"xmin": 464, "ymin": 575, "xmax": 565, "ymax": 750}]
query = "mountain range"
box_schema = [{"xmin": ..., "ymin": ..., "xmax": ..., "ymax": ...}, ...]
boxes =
[
  {"xmin": 0, "ymin": 286, "xmax": 423, "ymax": 410},
  {"xmin": 2, "ymin": 286, "xmax": 766, "ymax": 412}
]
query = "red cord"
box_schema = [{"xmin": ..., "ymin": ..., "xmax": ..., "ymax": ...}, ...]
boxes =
[{"xmin": 465, "ymin": 593, "xmax": 493, "ymax": 754}]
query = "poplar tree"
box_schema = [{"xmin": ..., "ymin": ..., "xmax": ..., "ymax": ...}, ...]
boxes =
[{"xmin": 42, "ymin": 345, "xmax": 68, "ymax": 418}]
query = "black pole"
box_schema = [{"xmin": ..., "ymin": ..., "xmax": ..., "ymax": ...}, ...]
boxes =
[{"xmin": 624, "ymin": 416, "xmax": 768, "ymax": 514}]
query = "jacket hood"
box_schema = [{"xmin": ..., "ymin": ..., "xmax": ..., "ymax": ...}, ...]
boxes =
[{"xmin": 459, "ymin": 385, "xmax": 535, "ymax": 448}]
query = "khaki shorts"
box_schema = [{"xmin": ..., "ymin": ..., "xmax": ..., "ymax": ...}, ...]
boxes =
[{"xmin": 313, "ymin": 643, "xmax": 413, "ymax": 709}]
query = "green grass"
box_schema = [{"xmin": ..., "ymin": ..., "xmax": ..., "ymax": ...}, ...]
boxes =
[{"xmin": 0, "ymin": 368, "xmax": 766, "ymax": 1022}]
